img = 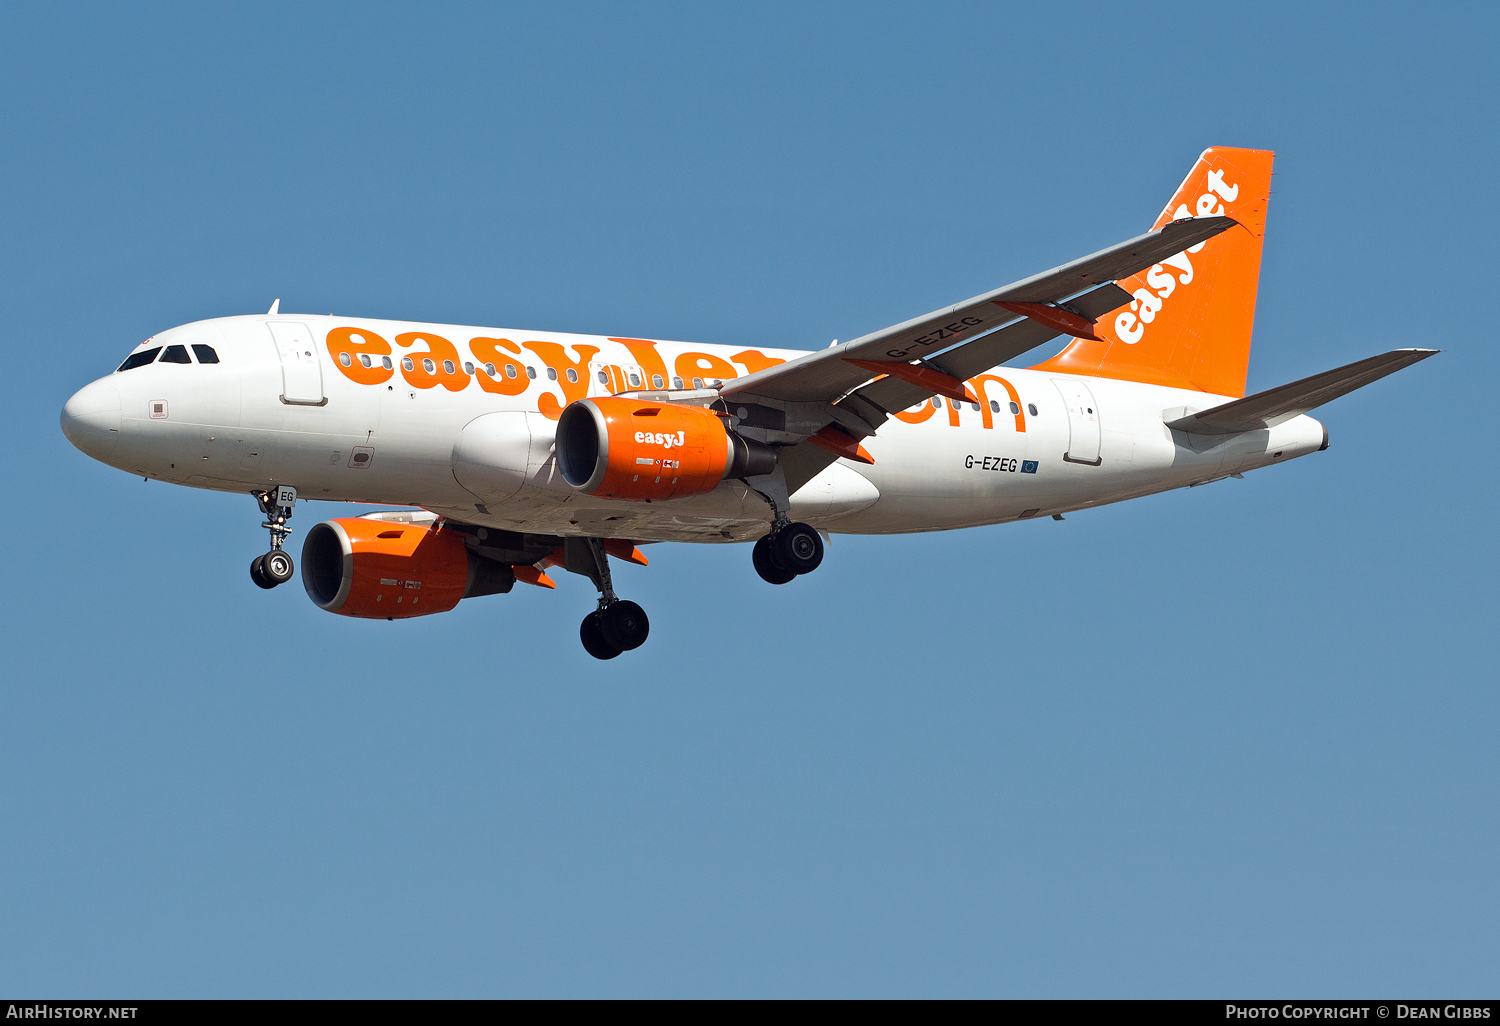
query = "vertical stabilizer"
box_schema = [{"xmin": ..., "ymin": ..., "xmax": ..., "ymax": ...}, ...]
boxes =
[{"xmin": 1032, "ymin": 147, "xmax": 1274, "ymax": 397}]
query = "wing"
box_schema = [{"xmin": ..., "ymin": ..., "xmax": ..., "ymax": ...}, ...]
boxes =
[
  {"xmin": 716, "ymin": 216, "xmax": 1238, "ymax": 490},
  {"xmin": 722, "ymin": 215, "xmax": 1235, "ymax": 406}
]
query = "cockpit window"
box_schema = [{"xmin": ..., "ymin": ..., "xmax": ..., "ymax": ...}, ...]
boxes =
[
  {"xmin": 191, "ymin": 344, "xmax": 219, "ymax": 364},
  {"xmin": 159, "ymin": 345, "xmax": 192, "ymax": 364},
  {"xmin": 118, "ymin": 347, "xmax": 161, "ymax": 371}
]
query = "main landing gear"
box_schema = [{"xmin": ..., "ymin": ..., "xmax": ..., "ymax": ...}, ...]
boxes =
[
  {"xmin": 752, "ymin": 522, "xmax": 824, "ymax": 585},
  {"xmin": 250, "ymin": 486, "xmax": 297, "ymax": 590},
  {"xmin": 567, "ymin": 537, "xmax": 651, "ymax": 660},
  {"xmin": 580, "ymin": 600, "xmax": 650, "ymax": 661},
  {"xmin": 743, "ymin": 464, "xmax": 824, "ymax": 586}
]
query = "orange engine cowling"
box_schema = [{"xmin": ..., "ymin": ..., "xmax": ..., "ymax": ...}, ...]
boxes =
[
  {"xmin": 300, "ymin": 517, "xmax": 514, "ymax": 619},
  {"xmin": 555, "ymin": 397, "xmax": 775, "ymax": 501}
]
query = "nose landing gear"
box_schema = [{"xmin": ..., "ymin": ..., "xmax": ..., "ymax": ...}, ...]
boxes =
[
  {"xmin": 250, "ymin": 549, "xmax": 295, "ymax": 589},
  {"xmin": 250, "ymin": 486, "xmax": 297, "ymax": 589}
]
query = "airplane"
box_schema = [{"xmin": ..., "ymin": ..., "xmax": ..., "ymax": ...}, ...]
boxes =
[{"xmin": 60, "ymin": 147, "xmax": 1436, "ymax": 659}]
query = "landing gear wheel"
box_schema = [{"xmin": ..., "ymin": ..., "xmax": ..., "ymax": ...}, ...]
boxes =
[
  {"xmin": 753, "ymin": 536, "xmax": 797, "ymax": 585},
  {"xmin": 261, "ymin": 549, "xmax": 295, "ymax": 585},
  {"xmin": 581, "ymin": 611, "xmax": 621, "ymax": 660},
  {"xmin": 250, "ymin": 554, "xmax": 277, "ymax": 590},
  {"xmin": 771, "ymin": 522, "xmax": 823, "ymax": 576},
  {"xmin": 599, "ymin": 600, "xmax": 650, "ymax": 651}
]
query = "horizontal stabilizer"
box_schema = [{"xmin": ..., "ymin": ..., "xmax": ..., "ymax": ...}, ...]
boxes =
[{"xmin": 1164, "ymin": 349, "xmax": 1439, "ymax": 435}]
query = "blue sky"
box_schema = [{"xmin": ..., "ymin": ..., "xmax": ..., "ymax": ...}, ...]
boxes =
[{"xmin": 2, "ymin": 1, "xmax": 1496, "ymax": 997}]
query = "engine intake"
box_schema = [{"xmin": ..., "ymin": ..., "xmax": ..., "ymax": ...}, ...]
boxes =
[
  {"xmin": 556, "ymin": 397, "xmax": 775, "ymax": 501},
  {"xmin": 302, "ymin": 517, "xmax": 514, "ymax": 619}
]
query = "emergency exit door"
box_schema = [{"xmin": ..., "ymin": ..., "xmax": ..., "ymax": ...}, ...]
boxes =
[
  {"xmin": 1052, "ymin": 378, "xmax": 1101, "ymax": 465},
  {"xmin": 267, "ymin": 321, "xmax": 325, "ymax": 405}
]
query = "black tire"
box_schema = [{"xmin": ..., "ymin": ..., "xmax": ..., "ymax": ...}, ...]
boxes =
[
  {"xmin": 262, "ymin": 549, "xmax": 295, "ymax": 585},
  {"xmin": 250, "ymin": 554, "xmax": 276, "ymax": 590},
  {"xmin": 772, "ymin": 523, "xmax": 824, "ymax": 576},
  {"xmin": 599, "ymin": 600, "xmax": 650, "ymax": 651},
  {"xmin": 580, "ymin": 611, "xmax": 621, "ymax": 660},
  {"xmin": 753, "ymin": 536, "xmax": 797, "ymax": 585}
]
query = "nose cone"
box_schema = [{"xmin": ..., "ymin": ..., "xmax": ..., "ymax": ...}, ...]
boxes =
[{"xmin": 61, "ymin": 379, "xmax": 122, "ymax": 461}]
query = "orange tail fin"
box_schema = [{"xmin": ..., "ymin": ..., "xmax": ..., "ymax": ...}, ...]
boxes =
[{"xmin": 1032, "ymin": 147, "xmax": 1274, "ymax": 398}]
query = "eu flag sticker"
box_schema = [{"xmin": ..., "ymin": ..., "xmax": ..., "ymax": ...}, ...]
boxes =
[{"xmin": 1021, "ymin": 460, "xmax": 1039, "ymax": 474}]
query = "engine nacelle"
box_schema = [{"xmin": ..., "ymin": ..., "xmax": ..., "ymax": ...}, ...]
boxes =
[
  {"xmin": 555, "ymin": 397, "xmax": 775, "ymax": 501},
  {"xmin": 301, "ymin": 516, "xmax": 514, "ymax": 619}
]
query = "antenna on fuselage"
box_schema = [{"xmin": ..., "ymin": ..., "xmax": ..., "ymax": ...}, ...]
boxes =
[{"xmin": 267, "ymin": 298, "xmax": 280, "ymax": 315}]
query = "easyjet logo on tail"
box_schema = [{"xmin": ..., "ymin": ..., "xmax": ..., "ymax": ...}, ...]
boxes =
[
  {"xmin": 1114, "ymin": 169, "xmax": 1239, "ymax": 345},
  {"xmin": 1030, "ymin": 146, "xmax": 1271, "ymax": 397}
]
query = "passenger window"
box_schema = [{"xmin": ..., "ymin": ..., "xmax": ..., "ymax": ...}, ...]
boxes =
[
  {"xmin": 546, "ymin": 367, "xmax": 557, "ymax": 381},
  {"xmin": 159, "ymin": 345, "xmax": 191, "ymax": 364},
  {"xmin": 402, "ymin": 357, "xmax": 415, "ymax": 372},
  {"xmin": 504, "ymin": 364, "xmax": 517, "ymax": 379},
  {"xmin": 629, "ymin": 373, "xmax": 641, "ymax": 387},
  {"xmin": 462, "ymin": 361, "xmax": 474, "ymax": 374},
  {"xmin": 381, "ymin": 356, "xmax": 393, "ymax": 369},
  {"xmin": 1028, "ymin": 403, "xmax": 1038, "ymax": 416},
  {"xmin": 485, "ymin": 363, "xmax": 497, "ymax": 377},
  {"xmin": 566, "ymin": 368, "xmax": 578, "ymax": 383},
  {"xmin": 359, "ymin": 354, "xmax": 372, "ymax": 368},
  {"xmin": 526, "ymin": 366, "xmax": 537, "ymax": 379},
  {"xmin": 442, "ymin": 360, "xmax": 454, "ymax": 374},
  {"xmin": 597, "ymin": 370, "xmax": 608, "ymax": 383},
  {"xmin": 990, "ymin": 400, "xmax": 1000, "ymax": 413},
  {"xmin": 673, "ymin": 376, "xmax": 683, "ymax": 389},
  {"xmin": 191, "ymin": 344, "xmax": 219, "ymax": 364},
  {"xmin": 1010, "ymin": 401, "xmax": 1021, "ymax": 415},
  {"xmin": 969, "ymin": 402, "xmax": 979, "ymax": 411},
  {"xmin": 651, "ymin": 374, "xmax": 664, "ymax": 389},
  {"xmin": 118, "ymin": 347, "xmax": 162, "ymax": 371},
  {"xmin": 422, "ymin": 358, "xmax": 436, "ymax": 373},
  {"xmin": 931, "ymin": 397, "xmax": 941, "ymax": 409},
  {"xmin": 339, "ymin": 352, "xmax": 352, "ymax": 367},
  {"xmin": 692, "ymin": 377, "xmax": 703, "ymax": 389}
]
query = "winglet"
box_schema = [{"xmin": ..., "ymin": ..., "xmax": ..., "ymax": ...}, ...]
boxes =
[{"xmin": 267, "ymin": 298, "xmax": 280, "ymax": 315}]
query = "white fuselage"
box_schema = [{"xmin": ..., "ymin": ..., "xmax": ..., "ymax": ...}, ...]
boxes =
[{"xmin": 61, "ymin": 314, "xmax": 1327, "ymax": 542}]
